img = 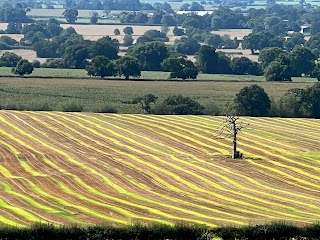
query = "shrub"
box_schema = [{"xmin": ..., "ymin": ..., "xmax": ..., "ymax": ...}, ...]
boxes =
[
  {"xmin": 41, "ymin": 58, "xmax": 65, "ymax": 68},
  {"xmin": 97, "ymin": 105, "xmax": 118, "ymax": 113},
  {"xmin": 32, "ymin": 59, "xmax": 41, "ymax": 68},
  {"xmin": 58, "ymin": 101, "xmax": 83, "ymax": 112},
  {"xmin": 156, "ymin": 95, "xmax": 205, "ymax": 115},
  {"xmin": 201, "ymin": 100, "xmax": 221, "ymax": 115},
  {"xmin": 303, "ymin": 222, "xmax": 320, "ymax": 239},
  {"xmin": 25, "ymin": 100, "xmax": 52, "ymax": 111}
]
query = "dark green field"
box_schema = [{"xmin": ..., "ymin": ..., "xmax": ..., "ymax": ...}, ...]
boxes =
[{"xmin": 0, "ymin": 76, "xmax": 313, "ymax": 113}]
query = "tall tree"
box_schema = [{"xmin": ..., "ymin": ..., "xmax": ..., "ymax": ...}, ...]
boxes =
[
  {"xmin": 219, "ymin": 115, "xmax": 248, "ymax": 159},
  {"xmin": 234, "ymin": 84, "xmax": 271, "ymax": 116},
  {"xmin": 86, "ymin": 55, "xmax": 115, "ymax": 78},
  {"xmin": 90, "ymin": 11, "xmax": 99, "ymax": 24},
  {"xmin": 289, "ymin": 46, "xmax": 316, "ymax": 77},
  {"xmin": 115, "ymin": 56, "xmax": 141, "ymax": 80},
  {"xmin": 230, "ymin": 57, "xmax": 262, "ymax": 75},
  {"xmin": 264, "ymin": 53, "xmax": 292, "ymax": 81},
  {"xmin": 258, "ymin": 47, "xmax": 283, "ymax": 70},
  {"xmin": 161, "ymin": 55, "xmax": 198, "ymax": 79},
  {"xmin": 195, "ymin": 45, "xmax": 218, "ymax": 74},
  {"xmin": 62, "ymin": 8, "xmax": 78, "ymax": 23},
  {"xmin": 132, "ymin": 94, "xmax": 158, "ymax": 113},
  {"xmin": 301, "ymin": 83, "xmax": 320, "ymax": 118},
  {"xmin": 127, "ymin": 42, "xmax": 168, "ymax": 71},
  {"xmin": 63, "ymin": 44, "xmax": 89, "ymax": 68},
  {"xmin": 89, "ymin": 36, "xmax": 119, "ymax": 60}
]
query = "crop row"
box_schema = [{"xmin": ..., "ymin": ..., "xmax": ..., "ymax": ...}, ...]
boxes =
[{"xmin": 0, "ymin": 111, "xmax": 319, "ymax": 226}]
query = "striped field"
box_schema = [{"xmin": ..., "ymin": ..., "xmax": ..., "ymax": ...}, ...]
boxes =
[{"xmin": 0, "ymin": 111, "xmax": 320, "ymax": 227}]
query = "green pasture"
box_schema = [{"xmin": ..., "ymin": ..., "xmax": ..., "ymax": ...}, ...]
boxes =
[
  {"xmin": 0, "ymin": 67, "xmax": 317, "ymax": 82},
  {"xmin": 0, "ymin": 71, "xmax": 313, "ymax": 113}
]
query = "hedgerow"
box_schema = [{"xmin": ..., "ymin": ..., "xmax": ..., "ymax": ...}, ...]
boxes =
[{"xmin": 1, "ymin": 222, "xmax": 320, "ymax": 240}]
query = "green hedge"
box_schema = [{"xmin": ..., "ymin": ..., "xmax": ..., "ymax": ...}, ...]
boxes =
[{"xmin": 1, "ymin": 222, "xmax": 320, "ymax": 240}]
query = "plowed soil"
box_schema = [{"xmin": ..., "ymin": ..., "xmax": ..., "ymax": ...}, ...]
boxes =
[{"xmin": 0, "ymin": 111, "xmax": 319, "ymax": 227}]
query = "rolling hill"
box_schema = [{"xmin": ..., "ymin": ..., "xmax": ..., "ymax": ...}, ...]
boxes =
[{"xmin": 0, "ymin": 111, "xmax": 319, "ymax": 227}]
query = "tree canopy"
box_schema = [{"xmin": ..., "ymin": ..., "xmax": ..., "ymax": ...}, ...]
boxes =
[
  {"xmin": 234, "ymin": 84, "xmax": 271, "ymax": 116},
  {"xmin": 127, "ymin": 42, "xmax": 168, "ymax": 71},
  {"xmin": 86, "ymin": 55, "xmax": 115, "ymax": 78},
  {"xmin": 12, "ymin": 59, "xmax": 34, "ymax": 76},
  {"xmin": 115, "ymin": 56, "xmax": 141, "ymax": 80},
  {"xmin": 161, "ymin": 55, "xmax": 198, "ymax": 80}
]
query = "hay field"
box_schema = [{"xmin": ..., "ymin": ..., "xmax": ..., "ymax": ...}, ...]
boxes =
[
  {"xmin": 211, "ymin": 29, "xmax": 252, "ymax": 40},
  {"xmin": 60, "ymin": 24, "xmax": 173, "ymax": 41},
  {"xmin": 0, "ymin": 111, "xmax": 320, "ymax": 227}
]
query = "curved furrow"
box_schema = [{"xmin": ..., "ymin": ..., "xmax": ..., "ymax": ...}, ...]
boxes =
[
  {"xmin": 1, "ymin": 112, "xmax": 319, "ymax": 226},
  {"xmin": 0, "ymin": 114, "xmax": 168, "ymax": 225},
  {"xmin": 109, "ymin": 114, "xmax": 317, "ymax": 218},
  {"xmin": 111, "ymin": 114, "xmax": 229, "ymax": 154},
  {"xmin": 46, "ymin": 113, "xmax": 272, "ymax": 225},
  {"xmin": 28, "ymin": 113, "xmax": 261, "ymax": 225},
  {"xmin": 112, "ymin": 114, "xmax": 320, "ymax": 192},
  {"xmin": 0, "ymin": 208, "xmax": 27, "ymax": 226},
  {"xmin": 242, "ymin": 118, "xmax": 320, "ymax": 150},
  {"xmin": 47, "ymin": 113, "xmax": 292, "ymax": 222},
  {"xmin": 3, "ymin": 113, "xmax": 182, "ymax": 226},
  {"xmin": 107, "ymin": 113, "xmax": 320, "ymax": 196},
  {"xmin": 0, "ymin": 141, "xmax": 83, "ymax": 224},
  {"xmin": 242, "ymin": 120, "xmax": 320, "ymax": 153},
  {"xmin": 63, "ymin": 114, "xmax": 320, "ymax": 221},
  {"xmin": 182, "ymin": 116, "xmax": 303, "ymax": 152},
  {"xmin": 5, "ymin": 112, "xmax": 220, "ymax": 226},
  {"xmin": 130, "ymin": 115, "xmax": 320, "ymax": 189}
]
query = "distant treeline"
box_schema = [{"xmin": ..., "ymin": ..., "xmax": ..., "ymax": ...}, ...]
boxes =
[
  {"xmin": 65, "ymin": 0, "xmax": 172, "ymax": 11},
  {"xmin": 1, "ymin": 221, "xmax": 320, "ymax": 239}
]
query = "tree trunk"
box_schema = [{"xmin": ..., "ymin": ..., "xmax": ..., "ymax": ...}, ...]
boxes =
[{"xmin": 232, "ymin": 121, "xmax": 237, "ymax": 159}]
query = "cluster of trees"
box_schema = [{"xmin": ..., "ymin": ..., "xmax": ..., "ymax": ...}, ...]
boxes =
[
  {"xmin": 0, "ymin": 3, "xmax": 32, "ymax": 22},
  {"xmin": 258, "ymin": 46, "xmax": 317, "ymax": 81},
  {"xmin": 7, "ymin": 19, "xmax": 320, "ymax": 81},
  {"xmin": 0, "ymin": 51, "xmax": 37, "ymax": 76},
  {"xmin": 64, "ymin": 0, "xmax": 173, "ymax": 11},
  {"xmin": 131, "ymin": 82, "xmax": 320, "ymax": 118},
  {"xmin": 179, "ymin": 2, "xmax": 204, "ymax": 11},
  {"xmin": 133, "ymin": 94, "xmax": 205, "ymax": 115},
  {"xmin": 229, "ymin": 83, "xmax": 320, "ymax": 118}
]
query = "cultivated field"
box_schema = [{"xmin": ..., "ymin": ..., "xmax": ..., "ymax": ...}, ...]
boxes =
[
  {"xmin": 0, "ymin": 77, "xmax": 313, "ymax": 113},
  {"xmin": 0, "ymin": 111, "xmax": 320, "ymax": 227}
]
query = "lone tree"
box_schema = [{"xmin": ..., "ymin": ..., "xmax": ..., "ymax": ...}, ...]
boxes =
[
  {"xmin": 219, "ymin": 115, "xmax": 248, "ymax": 159},
  {"xmin": 62, "ymin": 8, "xmax": 78, "ymax": 23}
]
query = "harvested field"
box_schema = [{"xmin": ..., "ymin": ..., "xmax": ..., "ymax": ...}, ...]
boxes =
[
  {"xmin": 0, "ymin": 23, "xmax": 7, "ymax": 31},
  {"xmin": 0, "ymin": 111, "xmax": 320, "ymax": 227},
  {"xmin": 0, "ymin": 49, "xmax": 46, "ymax": 63},
  {"xmin": 0, "ymin": 34, "xmax": 23, "ymax": 41},
  {"xmin": 217, "ymin": 49, "xmax": 259, "ymax": 62},
  {"xmin": 211, "ymin": 29, "xmax": 252, "ymax": 40},
  {"xmin": 61, "ymin": 24, "xmax": 173, "ymax": 40}
]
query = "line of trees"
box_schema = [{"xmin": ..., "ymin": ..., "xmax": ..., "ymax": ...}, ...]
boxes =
[
  {"xmin": 3, "ymin": 19, "xmax": 320, "ymax": 81},
  {"xmin": 129, "ymin": 82, "xmax": 320, "ymax": 118}
]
